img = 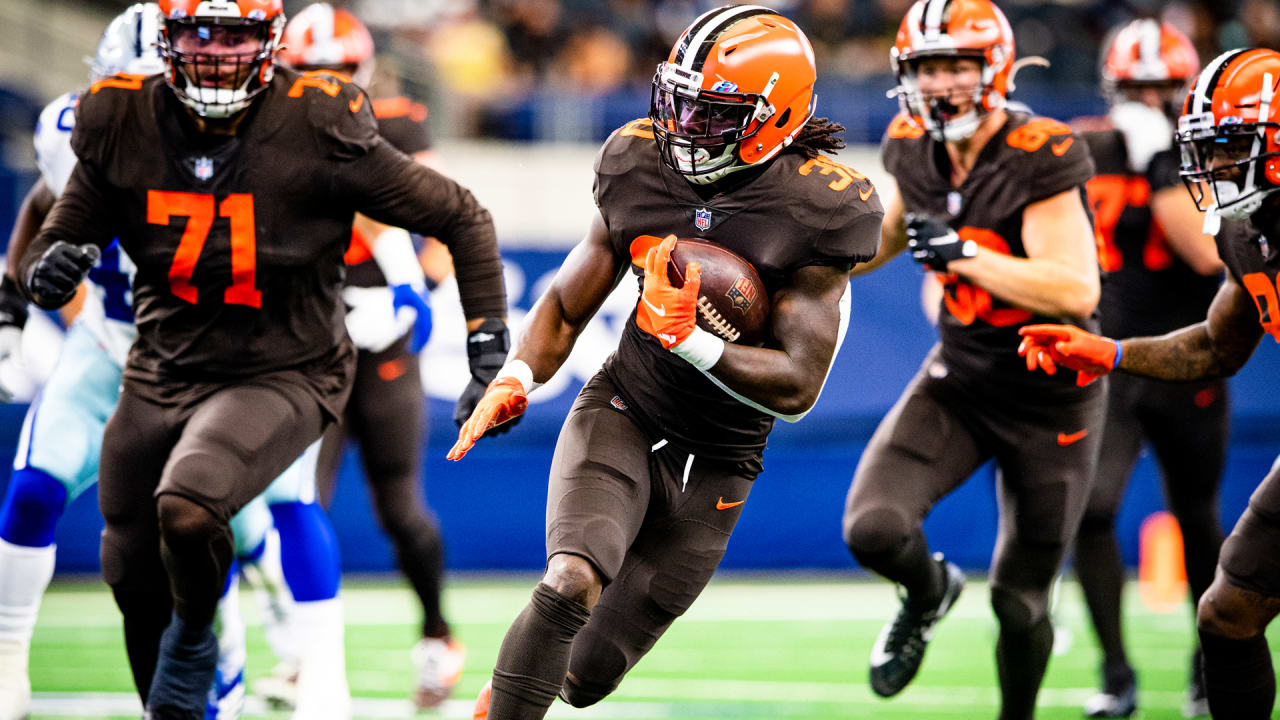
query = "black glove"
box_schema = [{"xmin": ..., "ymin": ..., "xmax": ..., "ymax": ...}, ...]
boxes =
[
  {"xmin": 0, "ymin": 276, "xmax": 29, "ymax": 332},
  {"xmin": 906, "ymin": 213, "xmax": 976, "ymax": 272},
  {"xmin": 453, "ymin": 318, "xmax": 521, "ymax": 436},
  {"xmin": 25, "ymin": 241, "xmax": 100, "ymax": 308}
]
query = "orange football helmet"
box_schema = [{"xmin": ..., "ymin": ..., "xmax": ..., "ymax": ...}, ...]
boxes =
[
  {"xmin": 1101, "ymin": 19, "xmax": 1199, "ymax": 116},
  {"xmin": 157, "ymin": 0, "xmax": 286, "ymax": 118},
  {"xmin": 279, "ymin": 4, "xmax": 375, "ymax": 88},
  {"xmin": 650, "ymin": 5, "xmax": 816, "ymax": 184},
  {"xmin": 890, "ymin": 0, "xmax": 1015, "ymax": 142},
  {"xmin": 1177, "ymin": 48, "xmax": 1280, "ymax": 229}
]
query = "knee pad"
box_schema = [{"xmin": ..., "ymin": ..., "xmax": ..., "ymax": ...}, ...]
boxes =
[
  {"xmin": 562, "ymin": 620, "xmax": 630, "ymax": 707},
  {"xmin": 560, "ymin": 669, "xmax": 619, "ymax": 708},
  {"xmin": 843, "ymin": 507, "xmax": 912, "ymax": 565},
  {"xmin": 157, "ymin": 494, "xmax": 222, "ymax": 545},
  {"xmin": 0, "ymin": 468, "xmax": 68, "ymax": 547},
  {"xmin": 100, "ymin": 521, "xmax": 166, "ymax": 591},
  {"xmin": 269, "ymin": 501, "xmax": 340, "ymax": 602},
  {"xmin": 990, "ymin": 584, "xmax": 1048, "ymax": 634}
]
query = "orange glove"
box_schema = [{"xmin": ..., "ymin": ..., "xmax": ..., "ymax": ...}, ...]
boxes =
[
  {"xmin": 446, "ymin": 376, "xmax": 528, "ymax": 460},
  {"xmin": 636, "ymin": 235, "xmax": 701, "ymax": 349},
  {"xmin": 1017, "ymin": 324, "xmax": 1121, "ymax": 387}
]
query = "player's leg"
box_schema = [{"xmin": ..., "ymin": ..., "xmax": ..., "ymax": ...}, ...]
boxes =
[
  {"xmin": 991, "ymin": 388, "xmax": 1103, "ymax": 720},
  {"xmin": 1195, "ymin": 456, "xmax": 1280, "ymax": 720},
  {"xmin": 1139, "ymin": 378, "xmax": 1227, "ymax": 717},
  {"xmin": 146, "ymin": 381, "xmax": 326, "ymax": 717},
  {"xmin": 230, "ymin": 498, "xmax": 300, "ymax": 708},
  {"xmin": 561, "ymin": 453, "xmax": 756, "ymax": 707},
  {"xmin": 344, "ymin": 339, "xmax": 459, "ymax": 706},
  {"xmin": 0, "ymin": 324, "xmax": 117, "ymax": 718},
  {"xmin": 208, "ymin": 558, "xmax": 245, "ymax": 720},
  {"xmin": 486, "ymin": 374, "xmax": 652, "ymax": 720},
  {"xmin": 1074, "ymin": 374, "xmax": 1142, "ymax": 717},
  {"xmin": 842, "ymin": 353, "xmax": 983, "ymax": 697}
]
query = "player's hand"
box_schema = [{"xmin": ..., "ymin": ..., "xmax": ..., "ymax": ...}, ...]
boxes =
[
  {"xmin": 1017, "ymin": 324, "xmax": 1121, "ymax": 387},
  {"xmin": 454, "ymin": 318, "xmax": 521, "ymax": 436},
  {"xmin": 447, "ymin": 376, "xmax": 528, "ymax": 460},
  {"xmin": 906, "ymin": 214, "xmax": 977, "ymax": 272},
  {"xmin": 26, "ymin": 242, "xmax": 99, "ymax": 309},
  {"xmin": 636, "ymin": 235, "xmax": 701, "ymax": 349},
  {"xmin": 391, "ymin": 283, "xmax": 433, "ymax": 353},
  {"xmin": 0, "ymin": 277, "xmax": 30, "ymax": 404}
]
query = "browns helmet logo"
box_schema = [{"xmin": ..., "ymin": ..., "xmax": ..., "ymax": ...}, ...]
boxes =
[{"xmin": 725, "ymin": 274, "xmax": 757, "ymax": 313}]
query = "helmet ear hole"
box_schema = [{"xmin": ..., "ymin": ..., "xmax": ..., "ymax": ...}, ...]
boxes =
[{"xmin": 774, "ymin": 108, "xmax": 791, "ymax": 128}]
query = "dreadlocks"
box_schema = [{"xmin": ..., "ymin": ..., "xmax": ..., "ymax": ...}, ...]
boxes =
[{"xmin": 786, "ymin": 116, "xmax": 847, "ymax": 159}]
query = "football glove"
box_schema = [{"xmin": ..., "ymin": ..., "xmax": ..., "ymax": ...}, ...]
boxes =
[
  {"xmin": 636, "ymin": 235, "xmax": 701, "ymax": 349},
  {"xmin": 0, "ymin": 276, "xmax": 28, "ymax": 404},
  {"xmin": 447, "ymin": 376, "xmax": 528, "ymax": 461},
  {"xmin": 391, "ymin": 283, "xmax": 433, "ymax": 353},
  {"xmin": 906, "ymin": 214, "xmax": 977, "ymax": 272},
  {"xmin": 26, "ymin": 241, "xmax": 99, "ymax": 309},
  {"xmin": 453, "ymin": 318, "xmax": 521, "ymax": 436},
  {"xmin": 1017, "ymin": 324, "xmax": 1122, "ymax": 387}
]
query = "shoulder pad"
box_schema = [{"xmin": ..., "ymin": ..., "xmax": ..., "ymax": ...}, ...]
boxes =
[
  {"xmin": 1004, "ymin": 116, "xmax": 1095, "ymax": 203},
  {"xmin": 71, "ymin": 74, "xmax": 151, "ymax": 170},
  {"xmin": 596, "ymin": 118, "xmax": 654, "ymax": 178},
  {"xmin": 880, "ymin": 113, "xmax": 927, "ymax": 178},
  {"xmin": 783, "ymin": 153, "xmax": 884, "ymax": 263},
  {"xmin": 34, "ymin": 91, "xmax": 79, "ymax": 197},
  {"xmin": 281, "ymin": 69, "xmax": 380, "ymax": 160}
]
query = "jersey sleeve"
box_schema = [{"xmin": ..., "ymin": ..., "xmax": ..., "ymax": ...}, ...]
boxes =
[
  {"xmin": 1014, "ymin": 119, "xmax": 1096, "ymax": 205},
  {"xmin": 18, "ymin": 160, "xmax": 120, "ymax": 305},
  {"xmin": 70, "ymin": 81, "xmax": 127, "ymax": 172},
  {"xmin": 879, "ymin": 114, "xmax": 925, "ymax": 182},
  {"xmin": 811, "ymin": 169, "xmax": 884, "ymax": 267},
  {"xmin": 303, "ymin": 74, "xmax": 381, "ymax": 160},
  {"xmin": 33, "ymin": 92, "xmax": 79, "ymax": 198},
  {"xmin": 593, "ymin": 118, "xmax": 651, "ymax": 217},
  {"xmin": 1146, "ymin": 148, "xmax": 1182, "ymax": 192},
  {"xmin": 375, "ymin": 104, "xmax": 432, "ymax": 156}
]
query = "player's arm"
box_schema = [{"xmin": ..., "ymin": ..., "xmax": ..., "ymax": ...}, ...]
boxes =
[
  {"xmin": 1019, "ymin": 272, "xmax": 1263, "ymax": 384},
  {"xmin": 849, "ymin": 188, "xmax": 906, "ymax": 277},
  {"xmin": 16, "ymin": 161, "xmax": 113, "ymax": 308},
  {"xmin": 947, "ymin": 187, "xmax": 1100, "ymax": 320},
  {"xmin": 448, "ymin": 209, "xmax": 626, "ymax": 459},
  {"xmin": 1150, "ymin": 186, "xmax": 1223, "ymax": 276},
  {"xmin": 6, "ymin": 178, "xmax": 56, "ymax": 282}
]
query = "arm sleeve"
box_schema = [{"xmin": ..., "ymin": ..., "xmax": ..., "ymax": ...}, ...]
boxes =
[
  {"xmin": 16, "ymin": 159, "xmax": 117, "ymax": 302},
  {"xmin": 336, "ymin": 140, "xmax": 505, "ymax": 320},
  {"xmin": 1146, "ymin": 148, "xmax": 1182, "ymax": 192}
]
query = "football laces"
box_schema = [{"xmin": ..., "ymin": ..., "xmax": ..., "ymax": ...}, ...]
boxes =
[{"xmin": 697, "ymin": 296, "xmax": 740, "ymax": 343}]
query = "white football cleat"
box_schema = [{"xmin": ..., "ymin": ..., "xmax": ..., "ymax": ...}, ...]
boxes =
[
  {"xmin": 412, "ymin": 637, "xmax": 465, "ymax": 709},
  {"xmin": 252, "ymin": 662, "xmax": 299, "ymax": 711},
  {"xmin": 0, "ymin": 638, "xmax": 30, "ymax": 720}
]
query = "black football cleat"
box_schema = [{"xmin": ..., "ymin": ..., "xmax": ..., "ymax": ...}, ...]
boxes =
[
  {"xmin": 1083, "ymin": 662, "xmax": 1137, "ymax": 718},
  {"xmin": 869, "ymin": 554, "xmax": 965, "ymax": 698}
]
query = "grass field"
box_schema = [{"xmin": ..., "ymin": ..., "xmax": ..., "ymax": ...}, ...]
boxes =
[{"xmin": 27, "ymin": 573, "xmax": 1278, "ymax": 719}]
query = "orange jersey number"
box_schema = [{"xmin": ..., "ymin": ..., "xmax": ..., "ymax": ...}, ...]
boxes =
[
  {"xmin": 147, "ymin": 190, "xmax": 262, "ymax": 308},
  {"xmin": 938, "ymin": 227, "xmax": 1033, "ymax": 327},
  {"xmin": 1085, "ymin": 174, "xmax": 1172, "ymax": 273},
  {"xmin": 619, "ymin": 118, "xmax": 654, "ymax": 140},
  {"xmin": 1006, "ymin": 118, "xmax": 1073, "ymax": 153},
  {"xmin": 89, "ymin": 73, "xmax": 145, "ymax": 95},
  {"xmin": 798, "ymin": 155, "xmax": 867, "ymax": 193},
  {"xmin": 1242, "ymin": 272, "xmax": 1280, "ymax": 342}
]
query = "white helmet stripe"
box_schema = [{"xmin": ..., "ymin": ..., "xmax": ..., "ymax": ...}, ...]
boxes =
[
  {"xmin": 1138, "ymin": 20, "xmax": 1161, "ymax": 71},
  {"xmin": 923, "ymin": 0, "xmax": 949, "ymax": 39},
  {"xmin": 679, "ymin": 5, "xmax": 771, "ymax": 72},
  {"xmin": 1193, "ymin": 49, "xmax": 1245, "ymax": 116},
  {"xmin": 314, "ymin": 3, "xmax": 336, "ymax": 45}
]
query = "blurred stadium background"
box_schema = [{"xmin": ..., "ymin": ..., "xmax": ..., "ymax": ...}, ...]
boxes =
[{"xmin": 2, "ymin": 0, "xmax": 1280, "ymax": 718}]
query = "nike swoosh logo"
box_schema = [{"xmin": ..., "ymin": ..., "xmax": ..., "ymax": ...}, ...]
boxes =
[
  {"xmin": 859, "ymin": 185, "xmax": 874, "ymax": 202},
  {"xmin": 349, "ymin": 94, "xmax": 365, "ymax": 113},
  {"xmin": 642, "ymin": 295, "xmax": 666, "ymax": 317},
  {"xmin": 1057, "ymin": 429, "xmax": 1088, "ymax": 446},
  {"xmin": 1051, "ymin": 138, "xmax": 1074, "ymax": 156},
  {"xmin": 716, "ymin": 497, "xmax": 745, "ymax": 510}
]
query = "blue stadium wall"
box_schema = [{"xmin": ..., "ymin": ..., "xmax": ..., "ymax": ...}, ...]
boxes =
[{"xmin": 1, "ymin": 244, "xmax": 1277, "ymax": 575}]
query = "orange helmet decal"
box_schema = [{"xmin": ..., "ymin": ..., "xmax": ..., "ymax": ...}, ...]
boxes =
[
  {"xmin": 279, "ymin": 3, "xmax": 374, "ymax": 85},
  {"xmin": 159, "ymin": 0, "xmax": 283, "ymax": 19}
]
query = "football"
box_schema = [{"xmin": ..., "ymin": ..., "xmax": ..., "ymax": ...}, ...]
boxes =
[{"xmin": 667, "ymin": 239, "xmax": 771, "ymax": 347}]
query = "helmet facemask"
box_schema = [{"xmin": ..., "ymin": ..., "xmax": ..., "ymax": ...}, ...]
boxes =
[
  {"xmin": 1178, "ymin": 114, "xmax": 1280, "ymax": 233},
  {"xmin": 893, "ymin": 52, "xmax": 1003, "ymax": 143},
  {"xmin": 161, "ymin": 15, "xmax": 282, "ymax": 118},
  {"xmin": 650, "ymin": 62, "xmax": 777, "ymax": 185}
]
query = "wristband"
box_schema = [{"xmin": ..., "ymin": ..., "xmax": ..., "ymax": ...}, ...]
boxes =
[
  {"xmin": 495, "ymin": 359, "xmax": 541, "ymax": 394},
  {"xmin": 1112, "ymin": 339, "xmax": 1123, "ymax": 369},
  {"xmin": 670, "ymin": 326, "xmax": 726, "ymax": 371}
]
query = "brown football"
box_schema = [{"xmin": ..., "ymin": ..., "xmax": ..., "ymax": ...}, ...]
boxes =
[{"xmin": 667, "ymin": 239, "xmax": 770, "ymax": 347}]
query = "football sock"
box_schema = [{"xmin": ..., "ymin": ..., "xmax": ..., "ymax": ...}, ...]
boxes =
[
  {"xmin": 111, "ymin": 587, "xmax": 173, "ymax": 703},
  {"xmin": 995, "ymin": 615, "xmax": 1053, "ymax": 720},
  {"xmin": 1074, "ymin": 515, "xmax": 1129, "ymax": 671},
  {"xmin": 1199, "ymin": 630, "xmax": 1275, "ymax": 719},
  {"xmin": 291, "ymin": 597, "xmax": 351, "ymax": 719},
  {"xmin": 238, "ymin": 528, "xmax": 299, "ymax": 667},
  {"xmin": 0, "ymin": 539, "xmax": 56, "ymax": 647},
  {"xmin": 214, "ymin": 562, "xmax": 245, "ymax": 698},
  {"xmin": 269, "ymin": 502, "xmax": 340, "ymax": 602},
  {"xmin": 489, "ymin": 583, "xmax": 591, "ymax": 720},
  {"xmin": 0, "ymin": 468, "xmax": 66, "ymax": 548},
  {"xmin": 147, "ymin": 612, "xmax": 218, "ymax": 718}
]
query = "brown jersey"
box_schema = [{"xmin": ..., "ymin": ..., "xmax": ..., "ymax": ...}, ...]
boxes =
[
  {"xmin": 595, "ymin": 118, "xmax": 882, "ymax": 461},
  {"xmin": 882, "ymin": 111, "xmax": 1097, "ymax": 397},
  {"xmin": 24, "ymin": 70, "xmax": 503, "ymax": 414},
  {"xmin": 346, "ymin": 95, "xmax": 433, "ymax": 288},
  {"xmin": 1080, "ymin": 129, "xmax": 1220, "ymax": 339},
  {"xmin": 1216, "ymin": 217, "xmax": 1280, "ymax": 346}
]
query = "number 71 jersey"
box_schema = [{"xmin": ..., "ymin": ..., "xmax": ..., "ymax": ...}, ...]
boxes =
[{"xmin": 65, "ymin": 69, "xmax": 381, "ymax": 380}]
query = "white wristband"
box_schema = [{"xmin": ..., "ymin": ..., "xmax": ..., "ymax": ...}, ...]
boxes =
[
  {"xmin": 495, "ymin": 359, "xmax": 541, "ymax": 394},
  {"xmin": 670, "ymin": 326, "xmax": 725, "ymax": 371}
]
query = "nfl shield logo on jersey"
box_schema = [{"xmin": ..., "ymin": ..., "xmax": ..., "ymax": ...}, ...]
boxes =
[
  {"xmin": 694, "ymin": 207, "xmax": 712, "ymax": 232},
  {"xmin": 726, "ymin": 274, "xmax": 757, "ymax": 312},
  {"xmin": 192, "ymin": 156, "xmax": 214, "ymax": 182},
  {"xmin": 946, "ymin": 191, "xmax": 963, "ymax": 216}
]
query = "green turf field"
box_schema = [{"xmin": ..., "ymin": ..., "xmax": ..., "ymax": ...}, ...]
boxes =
[{"xmin": 27, "ymin": 574, "xmax": 1276, "ymax": 719}]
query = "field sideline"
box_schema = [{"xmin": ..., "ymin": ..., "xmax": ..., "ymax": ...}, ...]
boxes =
[{"xmin": 28, "ymin": 574, "xmax": 1279, "ymax": 719}]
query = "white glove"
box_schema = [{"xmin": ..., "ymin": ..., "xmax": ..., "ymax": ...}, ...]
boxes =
[
  {"xmin": 1109, "ymin": 101, "xmax": 1173, "ymax": 173},
  {"xmin": 0, "ymin": 326, "xmax": 23, "ymax": 403},
  {"xmin": 342, "ymin": 285, "xmax": 416, "ymax": 353}
]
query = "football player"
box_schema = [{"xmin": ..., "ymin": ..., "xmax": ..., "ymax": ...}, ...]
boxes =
[
  {"xmin": 840, "ymin": 1, "xmax": 1103, "ymax": 717},
  {"xmin": 13, "ymin": 1, "xmax": 508, "ymax": 718},
  {"xmin": 276, "ymin": 5, "xmax": 464, "ymax": 708},
  {"xmin": 1019, "ymin": 47, "xmax": 1280, "ymax": 720},
  {"xmin": 1072, "ymin": 20, "xmax": 1223, "ymax": 719},
  {"xmin": 451, "ymin": 7, "xmax": 881, "ymax": 719}
]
